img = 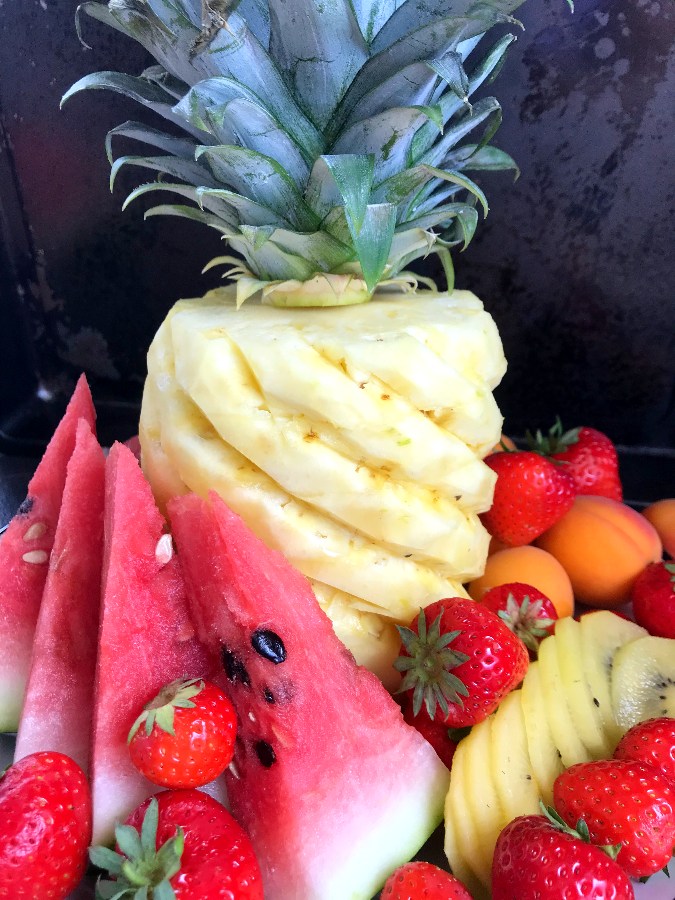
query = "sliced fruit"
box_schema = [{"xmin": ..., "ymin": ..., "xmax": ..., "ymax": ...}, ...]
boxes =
[
  {"xmin": 554, "ymin": 617, "xmax": 612, "ymax": 759},
  {"xmin": 169, "ymin": 491, "xmax": 451, "ymax": 900},
  {"xmin": 0, "ymin": 376, "xmax": 95, "ymax": 732},
  {"xmin": 610, "ymin": 636, "xmax": 675, "ymax": 730},
  {"xmin": 537, "ymin": 634, "xmax": 592, "ymax": 767},
  {"xmin": 490, "ymin": 690, "xmax": 541, "ymax": 821},
  {"xmin": 520, "ymin": 661, "xmax": 564, "ymax": 804},
  {"xmin": 462, "ymin": 715, "xmax": 505, "ymax": 887},
  {"xmin": 579, "ymin": 610, "xmax": 648, "ymax": 746},
  {"xmin": 14, "ymin": 420, "xmax": 105, "ymax": 772},
  {"xmin": 91, "ymin": 443, "xmax": 215, "ymax": 844},
  {"xmin": 444, "ymin": 739, "xmax": 489, "ymax": 900}
]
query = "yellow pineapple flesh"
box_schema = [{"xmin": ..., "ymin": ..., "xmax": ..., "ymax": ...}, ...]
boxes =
[{"xmin": 140, "ymin": 287, "xmax": 506, "ymax": 675}]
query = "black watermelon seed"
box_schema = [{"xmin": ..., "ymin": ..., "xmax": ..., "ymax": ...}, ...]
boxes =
[
  {"xmin": 18, "ymin": 496, "xmax": 34, "ymax": 516},
  {"xmin": 221, "ymin": 647, "xmax": 251, "ymax": 687},
  {"xmin": 263, "ymin": 687, "xmax": 275, "ymax": 704},
  {"xmin": 251, "ymin": 629, "xmax": 286, "ymax": 664},
  {"xmin": 255, "ymin": 740, "xmax": 276, "ymax": 768}
]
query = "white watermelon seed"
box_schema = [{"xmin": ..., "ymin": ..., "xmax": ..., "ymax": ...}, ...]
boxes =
[
  {"xmin": 248, "ymin": 711, "xmax": 257, "ymax": 722},
  {"xmin": 23, "ymin": 522, "xmax": 47, "ymax": 542},
  {"xmin": 155, "ymin": 534, "xmax": 174, "ymax": 565},
  {"xmin": 22, "ymin": 550, "xmax": 48, "ymax": 564},
  {"xmin": 229, "ymin": 761, "xmax": 241, "ymax": 780}
]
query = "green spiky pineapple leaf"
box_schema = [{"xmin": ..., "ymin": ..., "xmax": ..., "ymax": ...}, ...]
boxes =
[{"xmin": 62, "ymin": 0, "xmax": 554, "ymax": 302}]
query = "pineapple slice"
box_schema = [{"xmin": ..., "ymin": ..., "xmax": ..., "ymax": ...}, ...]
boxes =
[{"xmin": 554, "ymin": 617, "xmax": 612, "ymax": 758}]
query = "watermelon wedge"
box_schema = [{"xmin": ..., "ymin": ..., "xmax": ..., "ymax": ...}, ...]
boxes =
[
  {"xmin": 0, "ymin": 375, "xmax": 96, "ymax": 732},
  {"xmin": 14, "ymin": 418, "xmax": 105, "ymax": 772},
  {"xmin": 91, "ymin": 442, "xmax": 216, "ymax": 844},
  {"xmin": 169, "ymin": 491, "xmax": 451, "ymax": 900}
]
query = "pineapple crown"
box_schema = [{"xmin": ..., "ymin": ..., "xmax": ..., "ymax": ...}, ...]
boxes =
[{"xmin": 63, "ymin": 0, "xmax": 528, "ymax": 306}]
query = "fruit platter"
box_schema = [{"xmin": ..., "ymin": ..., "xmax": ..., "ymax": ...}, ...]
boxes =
[{"xmin": 0, "ymin": 0, "xmax": 674, "ymax": 898}]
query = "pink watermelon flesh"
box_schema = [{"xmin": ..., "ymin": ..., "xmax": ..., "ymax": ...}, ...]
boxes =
[
  {"xmin": 91, "ymin": 442, "xmax": 217, "ymax": 844},
  {"xmin": 169, "ymin": 491, "xmax": 451, "ymax": 900},
  {"xmin": 0, "ymin": 375, "xmax": 96, "ymax": 731},
  {"xmin": 14, "ymin": 419, "xmax": 105, "ymax": 772}
]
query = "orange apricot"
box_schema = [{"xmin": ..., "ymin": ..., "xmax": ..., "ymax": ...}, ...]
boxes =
[
  {"xmin": 468, "ymin": 544, "xmax": 575, "ymax": 619},
  {"xmin": 488, "ymin": 433, "xmax": 517, "ymax": 455},
  {"xmin": 536, "ymin": 495, "xmax": 662, "ymax": 608},
  {"xmin": 642, "ymin": 498, "xmax": 675, "ymax": 558}
]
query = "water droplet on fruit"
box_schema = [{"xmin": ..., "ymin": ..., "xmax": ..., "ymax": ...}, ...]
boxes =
[
  {"xmin": 251, "ymin": 629, "xmax": 286, "ymax": 664},
  {"xmin": 255, "ymin": 740, "xmax": 277, "ymax": 767},
  {"xmin": 222, "ymin": 647, "xmax": 251, "ymax": 686}
]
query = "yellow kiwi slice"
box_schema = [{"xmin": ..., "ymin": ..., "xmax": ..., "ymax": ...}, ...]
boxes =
[
  {"xmin": 538, "ymin": 634, "xmax": 592, "ymax": 767},
  {"xmin": 554, "ymin": 617, "xmax": 612, "ymax": 758},
  {"xmin": 611, "ymin": 636, "xmax": 675, "ymax": 731},
  {"xmin": 520, "ymin": 661, "xmax": 564, "ymax": 804},
  {"xmin": 444, "ymin": 740, "xmax": 489, "ymax": 900},
  {"xmin": 491, "ymin": 690, "xmax": 541, "ymax": 821}
]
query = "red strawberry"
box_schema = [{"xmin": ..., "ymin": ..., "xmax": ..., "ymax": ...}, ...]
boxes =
[
  {"xmin": 527, "ymin": 419, "xmax": 623, "ymax": 501},
  {"xmin": 481, "ymin": 450, "xmax": 576, "ymax": 546},
  {"xmin": 381, "ymin": 861, "xmax": 472, "ymax": 899},
  {"xmin": 478, "ymin": 582, "xmax": 557, "ymax": 656},
  {"xmin": 553, "ymin": 758, "xmax": 675, "ymax": 878},
  {"xmin": 128, "ymin": 678, "xmax": 237, "ymax": 788},
  {"xmin": 90, "ymin": 789, "xmax": 263, "ymax": 899},
  {"xmin": 395, "ymin": 597, "xmax": 529, "ymax": 728},
  {"xmin": 0, "ymin": 751, "xmax": 92, "ymax": 899},
  {"xmin": 492, "ymin": 813, "xmax": 634, "ymax": 899},
  {"xmin": 614, "ymin": 717, "xmax": 675, "ymax": 787},
  {"xmin": 401, "ymin": 697, "xmax": 458, "ymax": 769},
  {"xmin": 630, "ymin": 561, "xmax": 675, "ymax": 638}
]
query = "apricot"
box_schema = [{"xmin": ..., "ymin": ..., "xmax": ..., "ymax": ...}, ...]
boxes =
[
  {"xmin": 536, "ymin": 495, "xmax": 663, "ymax": 608},
  {"xmin": 642, "ymin": 498, "xmax": 675, "ymax": 558},
  {"xmin": 468, "ymin": 545, "xmax": 574, "ymax": 619}
]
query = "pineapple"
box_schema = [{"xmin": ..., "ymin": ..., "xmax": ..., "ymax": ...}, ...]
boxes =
[{"xmin": 65, "ymin": 0, "xmax": 525, "ymax": 680}]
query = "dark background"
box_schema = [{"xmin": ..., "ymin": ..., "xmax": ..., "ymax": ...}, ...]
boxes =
[{"xmin": 0, "ymin": 0, "xmax": 674, "ymax": 465}]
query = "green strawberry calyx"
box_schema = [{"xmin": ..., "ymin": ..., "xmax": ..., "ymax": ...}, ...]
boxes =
[
  {"xmin": 525, "ymin": 417, "xmax": 580, "ymax": 458},
  {"xmin": 90, "ymin": 798, "xmax": 183, "ymax": 900},
  {"xmin": 128, "ymin": 678, "xmax": 204, "ymax": 743},
  {"xmin": 394, "ymin": 609, "xmax": 470, "ymax": 719},
  {"xmin": 540, "ymin": 803, "xmax": 622, "ymax": 861},
  {"xmin": 665, "ymin": 561, "xmax": 675, "ymax": 587},
  {"xmin": 497, "ymin": 593, "xmax": 556, "ymax": 655}
]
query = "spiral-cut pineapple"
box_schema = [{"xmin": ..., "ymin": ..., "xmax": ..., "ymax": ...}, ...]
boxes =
[{"xmin": 140, "ymin": 287, "xmax": 505, "ymax": 677}]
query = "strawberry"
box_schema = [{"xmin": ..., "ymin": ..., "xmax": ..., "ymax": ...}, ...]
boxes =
[
  {"xmin": 0, "ymin": 751, "xmax": 92, "ymax": 899},
  {"xmin": 553, "ymin": 758, "xmax": 675, "ymax": 878},
  {"xmin": 90, "ymin": 789, "xmax": 263, "ymax": 899},
  {"xmin": 527, "ymin": 419, "xmax": 623, "ymax": 501},
  {"xmin": 613, "ymin": 717, "xmax": 675, "ymax": 788},
  {"xmin": 630, "ymin": 561, "xmax": 675, "ymax": 639},
  {"xmin": 481, "ymin": 450, "xmax": 576, "ymax": 546},
  {"xmin": 401, "ymin": 697, "xmax": 458, "ymax": 769},
  {"xmin": 478, "ymin": 582, "xmax": 557, "ymax": 656},
  {"xmin": 394, "ymin": 597, "xmax": 529, "ymax": 728},
  {"xmin": 381, "ymin": 861, "xmax": 472, "ymax": 899},
  {"xmin": 492, "ymin": 813, "xmax": 634, "ymax": 899},
  {"xmin": 128, "ymin": 678, "xmax": 237, "ymax": 788}
]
